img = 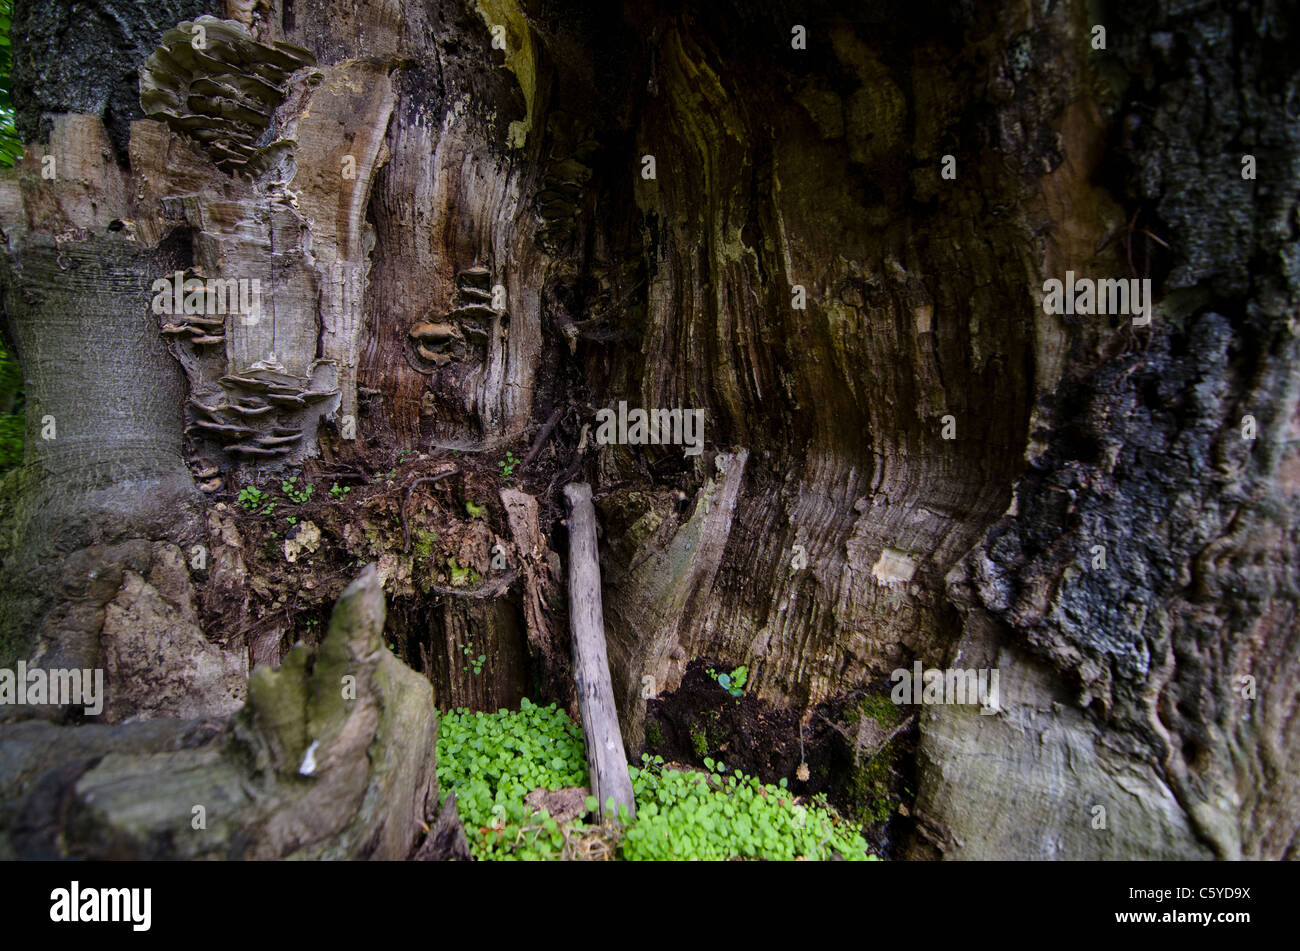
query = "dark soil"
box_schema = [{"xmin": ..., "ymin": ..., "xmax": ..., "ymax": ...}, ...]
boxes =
[{"xmin": 643, "ymin": 660, "xmax": 919, "ymax": 857}]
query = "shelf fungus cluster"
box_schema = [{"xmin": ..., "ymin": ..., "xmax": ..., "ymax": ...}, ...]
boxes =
[
  {"xmin": 190, "ymin": 459, "xmax": 224, "ymax": 494},
  {"xmin": 534, "ymin": 113, "xmax": 598, "ymax": 253},
  {"xmin": 406, "ymin": 267, "xmax": 508, "ymax": 372},
  {"xmin": 140, "ymin": 15, "xmax": 316, "ymax": 177},
  {"xmin": 184, "ymin": 368, "xmax": 339, "ymax": 485},
  {"xmin": 160, "ymin": 312, "xmax": 226, "ymax": 348}
]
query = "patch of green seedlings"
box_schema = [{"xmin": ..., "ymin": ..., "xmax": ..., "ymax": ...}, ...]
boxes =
[
  {"xmin": 465, "ymin": 499, "xmax": 487, "ymax": 519},
  {"xmin": 623, "ymin": 755, "xmax": 873, "ymax": 861},
  {"xmin": 461, "ymin": 633, "xmax": 486, "ymax": 675},
  {"xmin": 281, "ymin": 474, "xmax": 314, "ymax": 504},
  {"xmin": 706, "ymin": 664, "xmax": 748, "ymax": 698},
  {"xmin": 436, "ymin": 700, "xmax": 588, "ymax": 860},
  {"xmin": 329, "ymin": 482, "xmax": 351, "ymax": 499},
  {"xmin": 237, "ymin": 485, "xmax": 274, "ymax": 515},
  {"xmin": 498, "ymin": 451, "xmax": 520, "ymax": 481},
  {"xmin": 435, "ymin": 703, "xmax": 874, "ymax": 861}
]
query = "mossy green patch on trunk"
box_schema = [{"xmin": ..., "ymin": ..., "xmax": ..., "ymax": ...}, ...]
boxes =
[{"xmin": 843, "ymin": 695, "xmax": 905, "ymax": 825}]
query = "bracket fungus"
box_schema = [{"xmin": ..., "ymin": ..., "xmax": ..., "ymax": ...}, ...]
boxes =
[
  {"xmin": 405, "ymin": 267, "xmax": 507, "ymax": 373},
  {"xmin": 140, "ymin": 16, "xmax": 316, "ymax": 177}
]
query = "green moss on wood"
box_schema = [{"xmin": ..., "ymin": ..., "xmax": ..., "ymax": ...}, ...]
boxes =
[{"xmin": 845, "ymin": 695, "xmax": 903, "ymax": 825}]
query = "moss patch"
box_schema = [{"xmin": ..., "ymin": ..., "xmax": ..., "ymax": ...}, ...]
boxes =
[
  {"xmin": 842, "ymin": 695, "xmax": 905, "ymax": 825},
  {"xmin": 474, "ymin": 0, "xmax": 536, "ymax": 148},
  {"xmin": 411, "ymin": 529, "xmax": 437, "ymax": 560},
  {"xmin": 689, "ymin": 725, "xmax": 708, "ymax": 758}
]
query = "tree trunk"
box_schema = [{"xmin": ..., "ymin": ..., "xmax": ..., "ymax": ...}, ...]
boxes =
[{"xmin": 0, "ymin": 0, "xmax": 1295, "ymax": 860}]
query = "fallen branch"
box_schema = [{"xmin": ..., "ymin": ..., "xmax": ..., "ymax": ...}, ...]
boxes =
[
  {"xmin": 563, "ymin": 482, "xmax": 636, "ymax": 821},
  {"xmin": 424, "ymin": 569, "xmax": 520, "ymax": 599},
  {"xmin": 520, "ymin": 406, "xmax": 565, "ymax": 470}
]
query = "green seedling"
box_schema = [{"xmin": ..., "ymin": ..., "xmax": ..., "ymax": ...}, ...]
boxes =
[
  {"xmin": 434, "ymin": 702, "xmax": 873, "ymax": 862},
  {"xmin": 238, "ymin": 485, "xmax": 274, "ymax": 515},
  {"xmin": 707, "ymin": 665, "xmax": 748, "ymax": 698},
  {"xmin": 281, "ymin": 475, "xmax": 314, "ymax": 504}
]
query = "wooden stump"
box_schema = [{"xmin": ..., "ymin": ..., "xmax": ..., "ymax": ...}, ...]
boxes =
[{"xmin": 563, "ymin": 482, "xmax": 636, "ymax": 820}]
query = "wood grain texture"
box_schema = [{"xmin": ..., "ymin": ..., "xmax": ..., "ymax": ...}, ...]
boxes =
[{"xmin": 563, "ymin": 482, "xmax": 635, "ymax": 820}]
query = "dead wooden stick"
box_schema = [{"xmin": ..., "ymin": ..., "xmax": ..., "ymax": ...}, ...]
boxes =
[
  {"xmin": 520, "ymin": 406, "xmax": 565, "ymax": 470},
  {"xmin": 547, "ymin": 450, "xmax": 587, "ymax": 501},
  {"xmin": 563, "ymin": 482, "xmax": 636, "ymax": 821},
  {"xmin": 424, "ymin": 569, "xmax": 520, "ymax": 599}
]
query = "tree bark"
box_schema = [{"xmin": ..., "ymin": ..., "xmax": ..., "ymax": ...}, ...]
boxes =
[{"xmin": 0, "ymin": 0, "xmax": 1294, "ymax": 861}]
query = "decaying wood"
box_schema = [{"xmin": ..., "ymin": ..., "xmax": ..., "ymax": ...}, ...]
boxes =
[
  {"xmin": 423, "ymin": 569, "xmax": 519, "ymax": 599},
  {"xmin": 500, "ymin": 486, "xmax": 574, "ymax": 706},
  {"xmin": 0, "ymin": 566, "xmax": 437, "ymax": 859},
  {"xmin": 500, "ymin": 487, "xmax": 554, "ymax": 650},
  {"xmin": 401, "ymin": 469, "xmax": 460, "ymax": 553},
  {"xmin": 125, "ymin": 15, "xmax": 397, "ymax": 480},
  {"xmin": 2, "ymin": 0, "xmax": 1296, "ymax": 864},
  {"xmin": 413, "ymin": 791, "xmax": 473, "ymax": 862},
  {"xmin": 819, "ymin": 711, "xmax": 916, "ymax": 769},
  {"xmin": 602, "ymin": 450, "xmax": 749, "ymax": 752},
  {"xmin": 563, "ymin": 482, "xmax": 635, "ymax": 821}
]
